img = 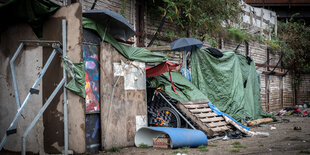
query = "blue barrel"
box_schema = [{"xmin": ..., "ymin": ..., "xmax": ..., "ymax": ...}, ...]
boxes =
[{"xmin": 135, "ymin": 127, "xmax": 208, "ymax": 148}]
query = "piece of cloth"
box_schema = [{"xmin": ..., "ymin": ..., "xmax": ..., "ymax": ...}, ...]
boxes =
[
  {"xmin": 146, "ymin": 61, "xmax": 179, "ymax": 94},
  {"xmin": 82, "ymin": 17, "xmax": 167, "ymax": 63},
  {"xmin": 146, "ymin": 61, "xmax": 178, "ymax": 77},
  {"xmin": 63, "ymin": 57, "xmax": 86, "ymax": 98},
  {"xmin": 206, "ymin": 48, "xmax": 223, "ymax": 58},
  {"xmin": 179, "ymin": 68, "xmax": 192, "ymax": 82},
  {"xmin": 190, "ymin": 49, "xmax": 274, "ymax": 121}
]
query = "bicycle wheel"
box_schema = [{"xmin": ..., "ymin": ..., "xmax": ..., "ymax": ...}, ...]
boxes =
[{"xmin": 157, "ymin": 107, "xmax": 181, "ymax": 128}]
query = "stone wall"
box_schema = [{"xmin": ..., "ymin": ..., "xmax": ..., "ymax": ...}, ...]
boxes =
[{"xmin": 0, "ymin": 24, "xmax": 44, "ymax": 154}]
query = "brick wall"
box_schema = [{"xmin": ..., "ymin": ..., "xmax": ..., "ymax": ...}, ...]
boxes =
[{"xmin": 296, "ymin": 74, "xmax": 310, "ymax": 105}]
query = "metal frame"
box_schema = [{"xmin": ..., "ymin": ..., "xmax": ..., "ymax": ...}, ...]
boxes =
[
  {"xmin": 0, "ymin": 20, "xmax": 69, "ymax": 155},
  {"xmin": 156, "ymin": 90, "xmax": 196, "ymax": 129}
]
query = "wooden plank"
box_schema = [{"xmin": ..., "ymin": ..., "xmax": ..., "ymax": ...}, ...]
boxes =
[
  {"xmin": 190, "ymin": 108, "xmax": 212, "ymax": 113},
  {"xmin": 180, "ymin": 100, "xmax": 209, "ymax": 105},
  {"xmin": 184, "ymin": 104, "xmax": 209, "ymax": 109},
  {"xmin": 201, "ymin": 117, "xmax": 224, "ymax": 123},
  {"xmin": 176, "ymin": 103, "xmax": 214, "ymax": 136},
  {"xmin": 211, "ymin": 126, "xmax": 230, "ymax": 132},
  {"xmin": 247, "ymin": 118, "xmax": 274, "ymax": 126},
  {"xmin": 100, "ymin": 42, "xmax": 147, "ymax": 150},
  {"xmin": 206, "ymin": 121, "xmax": 228, "ymax": 128},
  {"xmin": 145, "ymin": 45, "xmax": 171, "ymax": 51},
  {"xmin": 195, "ymin": 113, "xmax": 218, "ymax": 118},
  {"xmin": 262, "ymin": 70, "xmax": 286, "ymax": 76}
]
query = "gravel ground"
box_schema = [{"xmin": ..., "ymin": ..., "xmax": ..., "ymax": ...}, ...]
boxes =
[{"xmin": 99, "ymin": 116, "xmax": 310, "ymax": 155}]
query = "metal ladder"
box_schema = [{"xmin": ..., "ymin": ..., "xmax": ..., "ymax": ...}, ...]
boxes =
[{"xmin": 0, "ymin": 20, "xmax": 69, "ymax": 155}]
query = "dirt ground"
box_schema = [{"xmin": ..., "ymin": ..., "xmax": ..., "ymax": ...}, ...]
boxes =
[{"xmin": 99, "ymin": 116, "xmax": 310, "ymax": 155}]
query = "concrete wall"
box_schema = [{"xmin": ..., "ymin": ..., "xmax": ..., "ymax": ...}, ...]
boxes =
[
  {"xmin": 42, "ymin": 3, "xmax": 86, "ymax": 154},
  {"xmin": 0, "ymin": 24, "xmax": 44, "ymax": 153},
  {"xmin": 0, "ymin": 3, "xmax": 86, "ymax": 154}
]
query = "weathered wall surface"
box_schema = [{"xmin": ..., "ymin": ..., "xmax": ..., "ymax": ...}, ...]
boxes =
[
  {"xmin": 78, "ymin": 0, "xmax": 308, "ymax": 113},
  {"xmin": 42, "ymin": 3, "xmax": 85, "ymax": 153},
  {"xmin": 100, "ymin": 42, "xmax": 147, "ymax": 149},
  {"xmin": 0, "ymin": 24, "xmax": 44, "ymax": 153},
  {"xmin": 296, "ymin": 74, "xmax": 310, "ymax": 105}
]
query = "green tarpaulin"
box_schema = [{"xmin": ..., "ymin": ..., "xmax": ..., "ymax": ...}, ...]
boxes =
[
  {"xmin": 148, "ymin": 71, "xmax": 208, "ymax": 102},
  {"xmin": 0, "ymin": 0, "xmax": 59, "ymax": 36},
  {"xmin": 191, "ymin": 49, "xmax": 273, "ymax": 121},
  {"xmin": 148, "ymin": 49, "xmax": 273, "ymax": 122},
  {"xmin": 63, "ymin": 57, "xmax": 86, "ymax": 98},
  {"xmin": 82, "ymin": 17, "xmax": 167, "ymax": 63}
]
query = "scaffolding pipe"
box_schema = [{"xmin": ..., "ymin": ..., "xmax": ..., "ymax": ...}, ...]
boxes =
[
  {"xmin": 62, "ymin": 19, "xmax": 69, "ymax": 155},
  {"xmin": 10, "ymin": 42, "xmax": 24, "ymax": 109},
  {"xmin": 0, "ymin": 49, "xmax": 57, "ymax": 150},
  {"xmin": 22, "ymin": 78, "xmax": 65, "ymax": 155}
]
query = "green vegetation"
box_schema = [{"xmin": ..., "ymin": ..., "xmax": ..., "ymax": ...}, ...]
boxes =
[
  {"xmin": 268, "ymin": 14, "xmax": 310, "ymax": 85},
  {"xmin": 232, "ymin": 142, "xmax": 247, "ymax": 149},
  {"xmin": 198, "ymin": 145, "xmax": 209, "ymax": 152},
  {"xmin": 283, "ymin": 136, "xmax": 307, "ymax": 142},
  {"xmin": 108, "ymin": 146, "xmax": 120, "ymax": 152},
  {"xmin": 138, "ymin": 143, "xmax": 148, "ymax": 148},
  {"xmin": 146, "ymin": 0, "xmax": 242, "ymax": 45},
  {"xmin": 231, "ymin": 149, "xmax": 240, "ymax": 153},
  {"xmin": 181, "ymin": 146, "xmax": 190, "ymax": 153},
  {"xmin": 209, "ymin": 144, "xmax": 217, "ymax": 147},
  {"xmin": 259, "ymin": 144, "xmax": 264, "ymax": 147},
  {"xmin": 299, "ymin": 150, "xmax": 310, "ymax": 154},
  {"xmin": 173, "ymin": 149, "xmax": 181, "ymax": 154},
  {"xmin": 146, "ymin": 1, "xmax": 310, "ymax": 85}
]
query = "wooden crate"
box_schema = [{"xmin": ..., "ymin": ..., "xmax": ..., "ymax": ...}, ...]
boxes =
[
  {"xmin": 153, "ymin": 137, "xmax": 170, "ymax": 148},
  {"xmin": 177, "ymin": 100, "xmax": 232, "ymax": 136}
]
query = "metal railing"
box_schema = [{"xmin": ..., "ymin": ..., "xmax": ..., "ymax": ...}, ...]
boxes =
[{"xmin": 0, "ymin": 19, "xmax": 69, "ymax": 155}]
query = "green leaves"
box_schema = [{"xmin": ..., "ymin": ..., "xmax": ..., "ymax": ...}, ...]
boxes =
[{"xmin": 146, "ymin": 0, "xmax": 242, "ymax": 38}]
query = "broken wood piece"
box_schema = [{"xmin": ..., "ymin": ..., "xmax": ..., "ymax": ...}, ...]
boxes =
[{"xmin": 247, "ymin": 118, "xmax": 274, "ymax": 126}]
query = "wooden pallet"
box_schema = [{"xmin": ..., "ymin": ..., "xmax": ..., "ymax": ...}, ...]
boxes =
[{"xmin": 177, "ymin": 100, "xmax": 232, "ymax": 136}]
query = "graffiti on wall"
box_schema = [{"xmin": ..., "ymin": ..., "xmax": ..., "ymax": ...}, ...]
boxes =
[{"xmin": 83, "ymin": 44, "xmax": 100, "ymax": 113}]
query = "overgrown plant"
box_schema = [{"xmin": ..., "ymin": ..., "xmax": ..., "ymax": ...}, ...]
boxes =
[
  {"xmin": 268, "ymin": 14, "xmax": 310, "ymax": 84},
  {"xmin": 146, "ymin": 0, "xmax": 243, "ymax": 44}
]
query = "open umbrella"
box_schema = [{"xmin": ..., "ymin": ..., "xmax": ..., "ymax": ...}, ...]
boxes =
[
  {"xmin": 83, "ymin": 9, "xmax": 135, "ymax": 41},
  {"xmin": 170, "ymin": 38, "xmax": 203, "ymax": 51},
  {"xmin": 170, "ymin": 38, "xmax": 203, "ymax": 80}
]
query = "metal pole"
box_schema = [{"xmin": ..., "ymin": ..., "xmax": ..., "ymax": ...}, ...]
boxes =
[
  {"xmin": 62, "ymin": 19, "xmax": 69, "ymax": 155},
  {"xmin": 22, "ymin": 78, "xmax": 65, "ymax": 155},
  {"xmin": 10, "ymin": 42, "xmax": 24, "ymax": 109},
  {"xmin": 0, "ymin": 49, "xmax": 57, "ymax": 150},
  {"xmin": 157, "ymin": 91, "xmax": 196, "ymax": 129}
]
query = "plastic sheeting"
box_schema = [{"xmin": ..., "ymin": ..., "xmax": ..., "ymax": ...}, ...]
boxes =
[
  {"xmin": 135, "ymin": 127, "xmax": 207, "ymax": 148},
  {"xmin": 191, "ymin": 49, "xmax": 274, "ymax": 121},
  {"xmin": 148, "ymin": 72, "xmax": 208, "ymax": 102},
  {"xmin": 63, "ymin": 57, "xmax": 86, "ymax": 98},
  {"xmin": 82, "ymin": 17, "xmax": 167, "ymax": 63}
]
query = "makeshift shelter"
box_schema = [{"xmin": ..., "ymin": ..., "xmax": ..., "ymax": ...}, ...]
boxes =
[{"xmin": 191, "ymin": 49, "xmax": 274, "ymax": 121}]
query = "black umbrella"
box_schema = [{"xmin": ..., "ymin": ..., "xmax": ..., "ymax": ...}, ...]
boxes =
[
  {"xmin": 83, "ymin": 9, "xmax": 135, "ymax": 41},
  {"xmin": 170, "ymin": 38, "xmax": 203, "ymax": 51},
  {"xmin": 170, "ymin": 38, "xmax": 203, "ymax": 79}
]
